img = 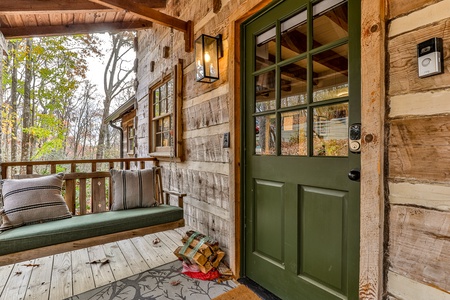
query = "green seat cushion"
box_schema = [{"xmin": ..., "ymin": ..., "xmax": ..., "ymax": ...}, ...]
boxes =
[{"xmin": 0, "ymin": 205, "xmax": 183, "ymax": 256}]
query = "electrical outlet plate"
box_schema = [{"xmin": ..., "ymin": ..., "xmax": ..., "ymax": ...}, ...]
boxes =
[{"xmin": 223, "ymin": 132, "xmax": 230, "ymax": 148}]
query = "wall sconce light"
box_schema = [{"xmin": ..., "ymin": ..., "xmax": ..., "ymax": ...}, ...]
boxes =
[{"xmin": 195, "ymin": 34, "xmax": 223, "ymax": 83}]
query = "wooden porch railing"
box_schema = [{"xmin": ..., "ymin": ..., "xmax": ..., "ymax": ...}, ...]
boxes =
[{"xmin": 0, "ymin": 158, "xmax": 158, "ymax": 215}]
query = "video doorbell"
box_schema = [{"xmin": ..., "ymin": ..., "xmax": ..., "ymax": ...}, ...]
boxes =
[{"xmin": 418, "ymin": 37, "xmax": 444, "ymax": 78}]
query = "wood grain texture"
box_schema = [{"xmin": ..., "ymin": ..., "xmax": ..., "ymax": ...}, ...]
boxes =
[
  {"xmin": 389, "ymin": 89, "xmax": 450, "ymax": 118},
  {"xmin": 389, "ymin": 115, "xmax": 450, "ymax": 182},
  {"xmin": 388, "ymin": 18, "xmax": 450, "ymax": 96},
  {"xmin": 389, "ymin": 181, "xmax": 450, "ymax": 211},
  {"xmin": 389, "ymin": 0, "xmax": 450, "ymax": 37},
  {"xmin": 388, "ymin": 0, "xmax": 441, "ymax": 20},
  {"xmin": 25, "ymin": 255, "xmax": 53, "ymax": 299},
  {"xmin": 387, "ymin": 271, "xmax": 450, "ymax": 300},
  {"xmin": 389, "ymin": 205, "xmax": 450, "ymax": 293},
  {"xmin": 360, "ymin": 0, "xmax": 386, "ymax": 299}
]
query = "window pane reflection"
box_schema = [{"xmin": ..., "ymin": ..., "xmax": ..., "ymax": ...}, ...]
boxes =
[
  {"xmin": 313, "ymin": 1, "xmax": 348, "ymax": 47},
  {"xmin": 255, "ymin": 27, "xmax": 276, "ymax": 71},
  {"xmin": 255, "ymin": 71, "xmax": 276, "ymax": 112},
  {"xmin": 281, "ymin": 10, "xmax": 307, "ymax": 61},
  {"xmin": 255, "ymin": 115, "xmax": 276, "ymax": 155},
  {"xmin": 313, "ymin": 44, "xmax": 348, "ymax": 102},
  {"xmin": 281, "ymin": 60, "xmax": 307, "ymax": 108},
  {"xmin": 281, "ymin": 110, "xmax": 307, "ymax": 156},
  {"xmin": 313, "ymin": 103, "xmax": 348, "ymax": 156}
]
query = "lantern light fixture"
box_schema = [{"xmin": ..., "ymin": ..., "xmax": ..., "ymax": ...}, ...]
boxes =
[{"xmin": 195, "ymin": 34, "xmax": 223, "ymax": 83}]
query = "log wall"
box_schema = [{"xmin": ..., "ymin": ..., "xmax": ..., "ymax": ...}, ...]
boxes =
[
  {"xmin": 386, "ymin": 0, "xmax": 450, "ymax": 298},
  {"xmin": 134, "ymin": 0, "xmax": 269, "ymax": 271}
]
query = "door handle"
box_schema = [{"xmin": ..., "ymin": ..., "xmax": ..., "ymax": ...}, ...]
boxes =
[{"xmin": 348, "ymin": 169, "xmax": 360, "ymax": 181}]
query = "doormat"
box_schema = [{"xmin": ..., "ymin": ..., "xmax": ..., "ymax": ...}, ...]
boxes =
[
  {"xmin": 212, "ymin": 284, "xmax": 261, "ymax": 300},
  {"xmin": 66, "ymin": 260, "xmax": 238, "ymax": 300}
]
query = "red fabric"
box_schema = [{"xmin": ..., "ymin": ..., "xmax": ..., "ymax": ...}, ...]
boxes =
[{"xmin": 183, "ymin": 269, "xmax": 221, "ymax": 281}]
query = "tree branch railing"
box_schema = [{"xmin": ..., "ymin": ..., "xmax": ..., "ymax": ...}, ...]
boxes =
[{"xmin": 0, "ymin": 157, "xmax": 158, "ymax": 215}]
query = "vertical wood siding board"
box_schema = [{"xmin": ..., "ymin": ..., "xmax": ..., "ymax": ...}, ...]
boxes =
[{"xmin": 361, "ymin": 0, "xmax": 386, "ymax": 299}]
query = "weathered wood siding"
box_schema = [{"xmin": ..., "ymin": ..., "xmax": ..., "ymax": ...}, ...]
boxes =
[
  {"xmin": 134, "ymin": 0, "xmax": 269, "ymax": 269},
  {"xmin": 387, "ymin": 0, "xmax": 450, "ymax": 297}
]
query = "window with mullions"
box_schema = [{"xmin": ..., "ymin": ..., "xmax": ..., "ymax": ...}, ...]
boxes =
[
  {"xmin": 253, "ymin": 0, "xmax": 349, "ymax": 157},
  {"xmin": 149, "ymin": 62, "xmax": 183, "ymax": 159}
]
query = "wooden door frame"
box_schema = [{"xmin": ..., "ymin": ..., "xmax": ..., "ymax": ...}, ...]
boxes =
[{"xmin": 229, "ymin": 0, "xmax": 386, "ymax": 299}]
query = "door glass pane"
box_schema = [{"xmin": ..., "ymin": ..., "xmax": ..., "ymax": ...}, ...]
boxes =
[
  {"xmin": 313, "ymin": 0, "xmax": 348, "ymax": 47},
  {"xmin": 312, "ymin": 44, "xmax": 348, "ymax": 102},
  {"xmin": 255, "ymin": 27, "xmax": 276, "ymax": 71},
  {"xmin": 281, "ymin": 59, "xmax": 307, "ymax": 108},
  {"xmin": 281, "ymin": 110, "xmax": 307, "ymax": 156},
  {"xmin": 255, "ymin": 114, "xmax": 276, "ymax": 155},
  {"xmin": 281, "ymin": 10, "xmax": 307, "ymax": 61},
  {"xmin": 313, "ymin": 103, "xmax": 348, "ymax": 156},
  {"xmin": 255, "ymin": 70, "xmax": 276, "ymax": 112}
]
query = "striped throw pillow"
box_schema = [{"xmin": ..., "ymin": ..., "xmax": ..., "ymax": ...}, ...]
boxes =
[
  {"xmin": 110, "ymin": 169, "xmax": 157, "ymax": 211},
  {"xmin": 0, "ymin": 173, "xmax": 72, "ymax": 232}
]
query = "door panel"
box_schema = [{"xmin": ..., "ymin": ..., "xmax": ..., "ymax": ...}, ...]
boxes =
[{"xmin": 243, "ymin": 0, "xmax": 360, "ymax": 299}]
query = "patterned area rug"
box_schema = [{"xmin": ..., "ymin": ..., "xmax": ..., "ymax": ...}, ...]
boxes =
[{"xmin": 67, "ymin": 260, "xmax": 238, "ymax": 300}]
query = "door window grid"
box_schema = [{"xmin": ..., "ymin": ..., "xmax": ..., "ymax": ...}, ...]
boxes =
[{"xmin": 253, "ymin": 0, "xmax": 349, "ymax": 157}]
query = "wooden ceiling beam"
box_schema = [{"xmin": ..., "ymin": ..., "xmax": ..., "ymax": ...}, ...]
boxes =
[
  {"xmin": 88, "ymin": 0, "xmax": 193, "ymax": 52},
  {"xmin": 0, "ymin": 0, "xmax": 166, "ymax": 14},
  {"xmin": 1, "ymin": 21, "xmax": 153, "ymax": 39}
]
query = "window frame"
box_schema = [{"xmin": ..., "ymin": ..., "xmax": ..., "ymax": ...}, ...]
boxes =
[{"xmin": 148, "ymin": 61, "xmax": 183, "ymax": 160}]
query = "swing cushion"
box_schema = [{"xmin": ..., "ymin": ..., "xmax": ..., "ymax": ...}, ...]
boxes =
[
  {"xmin": 0, "ymin": 173, "xmax": 72, "ymax": 232},
  {"xmin": 0, "ymin": 205, "xmax": 183, "ymax": 256},
  {"xmin": 110, "ymin": 169, "xmax": 157, "ymax": 211}
]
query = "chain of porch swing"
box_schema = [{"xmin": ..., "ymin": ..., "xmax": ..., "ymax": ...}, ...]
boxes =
[{"xmin": 168, "ymin": 27, "xmax": 181, "ymax": 195}]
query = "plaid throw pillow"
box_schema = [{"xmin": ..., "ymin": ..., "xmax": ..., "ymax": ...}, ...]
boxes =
[
  {"xmin": 0, "ymin": 173, "xmax": 72, "ymax": 232},
  {"xmin": 110, "ymin": 169, "xmax": 157, "ymax": 211}
]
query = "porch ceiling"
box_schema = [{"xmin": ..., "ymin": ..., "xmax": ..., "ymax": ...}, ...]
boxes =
[{"xmin": 0, "ymin": 0, "xmax": 167, "ymax": 39}]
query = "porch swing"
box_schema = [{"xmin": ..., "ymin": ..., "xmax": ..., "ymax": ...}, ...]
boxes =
[{"xmin": 0, "ymin": 31, "xmax": 188, "ymax": 267}]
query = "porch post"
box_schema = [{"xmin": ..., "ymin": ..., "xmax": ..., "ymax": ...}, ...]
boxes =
[{"xmin": 360, "ymin": 1, "xmax": 386, "ymax": 299}]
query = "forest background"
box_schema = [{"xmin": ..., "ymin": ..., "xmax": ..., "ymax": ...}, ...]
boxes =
[{"xmin": 0, "ymin": 32, "xmax": 136, "ymax": 168}]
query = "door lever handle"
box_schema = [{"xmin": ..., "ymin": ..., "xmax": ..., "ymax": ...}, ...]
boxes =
[{"xmin": 348, "ymin": 169, "xmax": 360, "ymax": 181}]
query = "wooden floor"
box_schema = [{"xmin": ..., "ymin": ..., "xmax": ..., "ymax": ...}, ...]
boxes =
[{"xmin": 0, "ymin": 228, "xmax": 187, "ymax": 300}]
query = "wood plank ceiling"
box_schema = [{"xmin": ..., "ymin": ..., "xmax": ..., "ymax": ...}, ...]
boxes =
[{"xmin": 0, "ymin": 0, "xmax": 165, "ymax": 38}]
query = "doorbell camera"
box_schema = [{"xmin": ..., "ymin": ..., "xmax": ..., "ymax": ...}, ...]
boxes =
[
  {"xmin": 348, "ymin": 123, "xmax": 361, "ymax": 154},
  {"xmin": 417, "ymin": 37, "xmax": 444, "ymax": 78}
]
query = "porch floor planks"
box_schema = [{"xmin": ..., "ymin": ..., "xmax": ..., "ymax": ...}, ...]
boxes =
[
  {"xmin": 49, "ymin": 252, "xmax": 72, "ymax": 300},
  {"xmin": 71, "ymin": 248, "xmax": 95, "ymax": 296},
  {"xmin": 0, "ymin": 228, "xmax": 187, "ymax": 300},
  {"xmin": 103, "ymin": 242, "xmax": 135, "ymax": 281},
  {"xmin": 26, "ymin": 255, "xmax": 53, "ymax": 299}
]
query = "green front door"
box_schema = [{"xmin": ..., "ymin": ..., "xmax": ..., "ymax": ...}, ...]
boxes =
[{"xmin": 242, "ymin": 0, "xmax": 360, "ymax": 299}]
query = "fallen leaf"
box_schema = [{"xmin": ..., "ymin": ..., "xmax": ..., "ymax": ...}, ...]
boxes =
[
  {"xmin": 153, "ymin": 238, "xmax": 161, "ymax": 245},
  {"xmin": 87, "ymin": 258, "xmax": 110, "ymax": 266},
  {"xmin": 170, "ymin": 280, "xmax": 181, "ymax": 286},
  {"xmin": 15, "ymin": 272, "xmax": 22, "ymax": 276},
  {"xmin": 22, "ymin": 264, "xmax": 40, "ymax": 268}
]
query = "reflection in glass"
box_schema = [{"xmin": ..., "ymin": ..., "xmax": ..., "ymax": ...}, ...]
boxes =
[
  {"xmin": 255, "ymin": 115, "xmax": 276, "ymax": 155},
  {"xmin": 281, "ymin": 110, "xmax": 307, "ymax": 156},
  {"xmin": 281, "ymin": 10, "xmax": 307, "ymax": 61},
  {"xmin": 313, "ymin": 1, "xmax": 348, "ymax": 47},
  {"xmin": 313, "ymin": 103, "xmax": 348, "ymax": 156},
  {"xmin": 255, "ymin": 71, "xmax": 276, "ymax": 112},
  {"xmin": 313, "ymin": 44, "xmax": 348, "ymax": 102},
  {"xmin": 255, "ymin": 27, "xmax": 276, "ymax": 71},
  {"xmin": 281, "ymin": 60, "xmax": 307, "ymax": 107}
]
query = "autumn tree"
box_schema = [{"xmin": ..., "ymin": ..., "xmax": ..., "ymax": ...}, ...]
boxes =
[{"xmin": 96, "ymin": 32, "xmax": 135, "ymax": 159}]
